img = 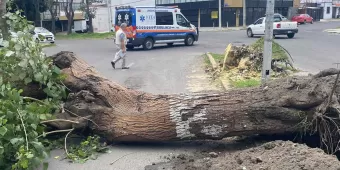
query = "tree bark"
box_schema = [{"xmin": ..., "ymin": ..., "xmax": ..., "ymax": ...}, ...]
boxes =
[
  {"xmin": 65, "ymin": 0, "xmax": 74, "ymax": 35},
  {"xmin": 47, "ymin": 0, "xmax": 58, "ymax": 35},
  {"xmin": 85, "ymin": 0, "xmax": 93, "ymax": 33},
  {"xmin": 49, "ymin": 51, "xmax": 340, "ymax": 143},
  {"xmin": 0, "ymin": 0, "xmax": 9, "ymax": 40}
]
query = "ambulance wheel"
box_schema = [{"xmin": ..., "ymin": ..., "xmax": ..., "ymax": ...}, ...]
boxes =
[
  {"xmin": 185, "ymin": 35, "xmax": 194, "ymax": 46},
  {"xmin": 143, "ymin": 38, "xmax": 154, "ymax": 50}
]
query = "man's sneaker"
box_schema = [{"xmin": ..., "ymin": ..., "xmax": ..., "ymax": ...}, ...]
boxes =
[
  {"xmin": 111, "ymin": 61, "xmax": 115, "ymax": 69},
  {"xmin": 122, "ymin": 67, "xmax": 129, "ymax": 69}
]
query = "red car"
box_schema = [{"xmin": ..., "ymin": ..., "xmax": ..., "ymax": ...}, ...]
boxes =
[{"xmin": 291, "ymin": 14, "xmax": 314, "ymax": 24}]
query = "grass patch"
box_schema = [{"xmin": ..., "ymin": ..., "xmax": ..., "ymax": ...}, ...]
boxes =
[
  {"xmin": 210, "ymin": 53, "xmax": 224, "ymax": 63},
  {"xmin": 41, "ymin": 43, "xmax": 56, "ymax": 48},
  {"xmin": 230, "ymin": 79, "xmax": 261, "ymax": 88},
  {"xmin": 251, "ymin": 37, "xmax": 288, "ymax": 61},
  {"xmin": 56, "ymin": 32, "xmax": 115, "ymax": 40}
]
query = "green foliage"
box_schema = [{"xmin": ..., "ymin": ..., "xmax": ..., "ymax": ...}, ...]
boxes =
[
  {"xmin": 1, "ymin": 10, "xmax": 66, "ymax": 100},
  {"xmin": 7, "ymin": 0, "xmax": 48, "ymax": 22},
  {"xmin": 251, "ymin": 37, "xmax": 290, "ymax": 62},
  {"xmin": 230, "ymin": 79, "xmax": 261, "ymax": 88},
  {"xmin": 80, "ymin": 0, "xmax": 97, "ymax": 19},
  {"xmin": 67, "ymin": 136, "xmax": 110, "ymax": 163},
  {"xmin": 0, "ymin": 81, "xmax": 56, "ymax": 170},
  {"xmin": 210, "ymin": 53, "xmax": 224, "ymax": 63},
  {"xmin": 0, "ymin": 10, "xmax": 66, "ymax": 170}
]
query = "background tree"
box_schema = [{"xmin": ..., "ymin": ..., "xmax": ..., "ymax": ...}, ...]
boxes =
[
  {"xmin": 7, "ymin": 0, "xmax": 47, "ymax": 25},
  {"xmin": 80, "ymin": 0, "xmax": 97, "ymax": 33},
  {"xmin": 45, "ymin": 0, "xmax": 58, "ymax": 34},
  {"xmin": 0, "ymin": 0, "xmax": 9, "ymax": 39},
  {"xmin": 65, "ymin": 0, "xmax": 74, "ymax": 35}
]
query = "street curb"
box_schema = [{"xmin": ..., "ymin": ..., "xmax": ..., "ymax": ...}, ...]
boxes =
[
  {"xmin": 205, "ymin": 52, "xmax": 230, "ymax": 91},
  {"xmin": 323, "ymin": 29, "xmax": 340, "ymax": 34},
  {"xmin": 199, "ymin": 28, "xmax": 246, "ymax": 32},
  {"xmin": 320, "ymin": 19, "xmax": 340, "ymax": 22},
  {"xmin": 206, "ymin": 52, "xmax": 218, "ymax": 70}
]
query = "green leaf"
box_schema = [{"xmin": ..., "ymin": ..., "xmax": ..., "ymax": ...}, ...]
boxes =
[
  {"xmin": 20, "ymin": 159, "xmax": 29, "ymax": 168},
  {"xmin": 24, "ymin": 77, "xmax": 32, "ymax": 84},
  {"xmin": 0, "ymin": 126, "xmax": 8, "ymax": 136},
  {"xmin": 34, "ymin": 72, "xmax": 43, "ymax": 81},
  {"xmin": 30, "ymin": 124, "xmax": 37, "ymax": 130},
  {"xmin": 53, "ymin": 66, "xmax": 61, "ymax": 74},
  {"xmin": 5, "ymin": 51, "xmax": 14, "ymax": 57},
  {"xmin": 31, "ymin": 141, "xmax": 44, "ymax": 151},
  {"xmin": 29, "ymin": 59, "xmax": 35, "ymax": 66},
  {"xmin": 0, "ymin": 146, "xmax": 4, "ymax": 154},
  {"xmin": 39, "ymin": 114, "xmax": 46, "ymax": 120},
  {"xmin": 26, "ymin": 153, "xmax": 34, "ymax": 159},
  {"xmin": 43, "ymin": 162, "xmax": 49, "ymax": 170},
  {"xmin": 18, "ymin": 72, "xmax": 26, "ymax": 80},
  {"xmin": 18, "ymin": 59, "xmax": 28, "ymax": 67},
  {"xmin": 10, "ymin": 138, "xmax": 24, "ymax": 145}
]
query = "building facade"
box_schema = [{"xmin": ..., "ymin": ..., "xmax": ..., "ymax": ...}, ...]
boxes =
[
  {"xmin": 334, "ymin": 0, "xmax": 340, "ymax": 18},
  {"xmin": 156, "ymin": 0, "xmax": 296, "ymax": 27}
]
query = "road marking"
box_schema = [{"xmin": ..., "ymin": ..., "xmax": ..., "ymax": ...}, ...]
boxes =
[{"xmin": 127, "ymin": 63, "xmax": 134, "ymax": 67}]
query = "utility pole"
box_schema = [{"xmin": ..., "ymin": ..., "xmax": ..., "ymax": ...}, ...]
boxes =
[
  {"xmin": 107, "ymin": 0, "xmax": 111, "ymax": 32},
  {"xmin": 218, "ymin": 0, "xmax": 222, "ymax": 28},
  {"xmin": 243, "ymin": 0, "xmax": 246, "ymax": 28},
  {"xmin": 261, "ymin": 0, "xmax": 274, "ymax": 84}
]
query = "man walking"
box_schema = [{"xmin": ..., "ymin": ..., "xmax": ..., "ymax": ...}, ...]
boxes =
[{"xmin": 111, "ymin": 23, "xmax": 129, "ymax": 69}]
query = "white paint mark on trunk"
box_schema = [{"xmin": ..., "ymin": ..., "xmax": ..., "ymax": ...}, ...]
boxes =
[
  {"xmin": 169, "ymin": 97, "xmax": 207, "ymax": 139},
  {"xmin": 201, "ymin": 124, "xmax": 227, "ymax": 137}
]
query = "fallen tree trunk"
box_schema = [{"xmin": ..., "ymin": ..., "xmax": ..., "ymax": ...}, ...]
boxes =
[{"xmin": 50, "ymin": 51, "xmax": 340, "ymax": 144}]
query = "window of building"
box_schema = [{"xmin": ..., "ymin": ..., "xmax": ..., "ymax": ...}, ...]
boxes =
[
  {"xmin": 327, "ymin": 7, "xmax": 330, "ymax": 14},
  {"xmin": 156, "ymin": 12, "xmax": 174, "ymax": 25},
  {"xmin": 156, "ymin": 0, "xmax": 214, "ymax": 4}
]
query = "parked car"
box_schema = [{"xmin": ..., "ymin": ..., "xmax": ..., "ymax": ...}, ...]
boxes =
[
  {"xmin": 32, "ymin": 27, "xmax": 55, "ymax": 44},
  {"xmin": 291, "ymin": 14, "xmax": 314, "ymax": 24},
  {"xmin": 247, "ymin": 14, "xmax": 299, "ymax": 39}
]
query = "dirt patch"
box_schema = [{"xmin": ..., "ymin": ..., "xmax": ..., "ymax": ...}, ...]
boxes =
[{"xmin": 145, "ymin": 140, "xmax": 340, "ymax": 170}]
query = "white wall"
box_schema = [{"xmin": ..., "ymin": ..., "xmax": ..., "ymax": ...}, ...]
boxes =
[
  {"xmin": 320, "ymin": 2, "xmax": 332, "ymax": 19},
  {"xmin": 91, "ymin": 0, "xmax": 155, "ymax": 32},
  {"xmin": 111, "ymin": 0, "xmax": 155, "ymax": 26},
  {"xmin": 92, "ymin": 7, "xmax": 110, "ymax": 32}
]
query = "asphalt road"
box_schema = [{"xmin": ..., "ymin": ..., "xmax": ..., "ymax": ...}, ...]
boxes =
[
  {"xmin": 41, "ymin": 21, "xmax": 340, "ymax": 170},
  {"xmin": 45, "ymin": 21, "xmax": 340, "ymax": 94}
]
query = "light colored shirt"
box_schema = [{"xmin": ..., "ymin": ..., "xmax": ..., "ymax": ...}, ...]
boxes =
[{"xmin": 115, "ymin": 29, "xmax": 127, "ymax": 46}]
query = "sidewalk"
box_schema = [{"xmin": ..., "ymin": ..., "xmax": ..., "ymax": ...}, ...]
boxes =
[
  {"xmin": 323, "ymin": 28, "xmax": 340, "ymax": 34},
  {"xmin": 320, "ymin": 18, "xmax": 340, "ymax": 22},
  {"xmin": 199, "ymin": 27, "xmax": 246, "ymax": 32}
]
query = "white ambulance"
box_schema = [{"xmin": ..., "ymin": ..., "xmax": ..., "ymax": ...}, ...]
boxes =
[{"xmin": 114, "ymin": 6, "xmax": 199, "ymax": 50}]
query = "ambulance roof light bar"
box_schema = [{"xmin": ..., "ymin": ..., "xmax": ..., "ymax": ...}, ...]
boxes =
[{"xmin": 115, "ymin": 6, "xmax": 132, "ymax": 10}]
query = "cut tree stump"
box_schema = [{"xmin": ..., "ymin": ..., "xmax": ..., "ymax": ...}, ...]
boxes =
[{"xmin": 49, "ymin": 51, "xmax": 340, "ymax": 143}]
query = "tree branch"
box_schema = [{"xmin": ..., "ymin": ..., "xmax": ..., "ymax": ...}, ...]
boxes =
[
  {"xmin": 37, "ymin": 128, "xmax": 74, "ymax": 138},
  {"xmin": 17, "ymin": 109, "xmax": 29, "ymax": 151},
  {"xmin": 64, "ymin": 128, "xmax": 74, "ymax": 157},
  {"xmin": 40, "ymin": 119, "xmax": 79, "ymax": 124}
]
